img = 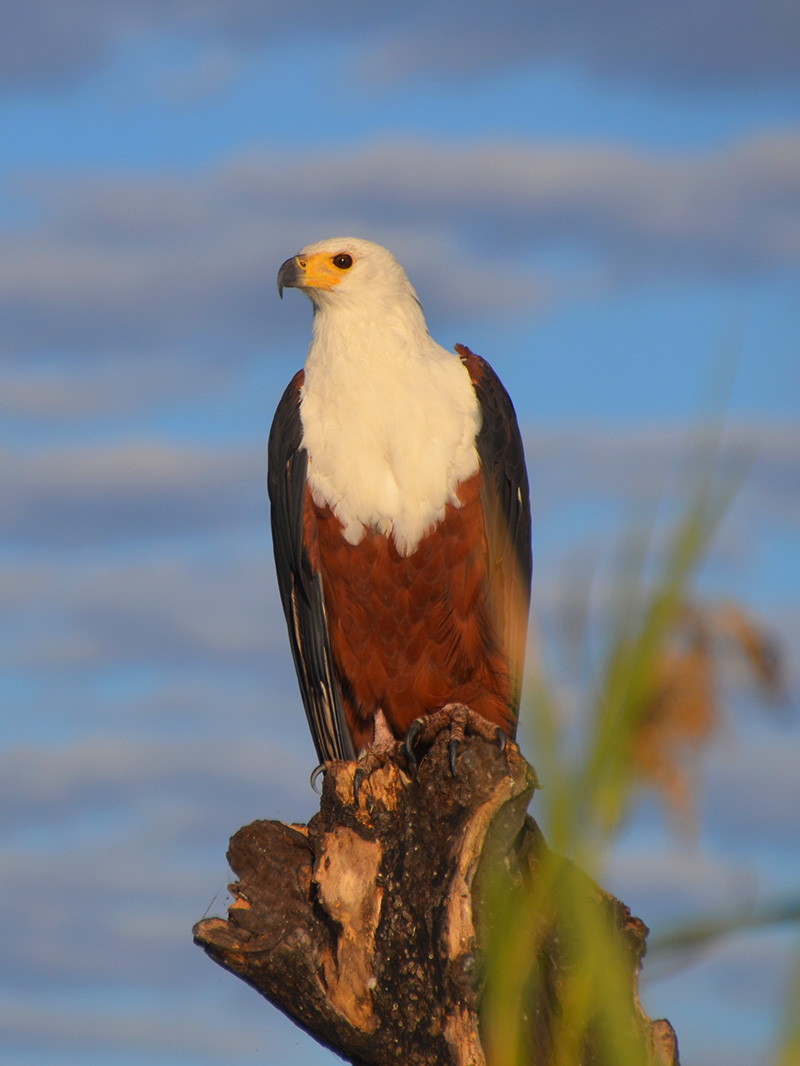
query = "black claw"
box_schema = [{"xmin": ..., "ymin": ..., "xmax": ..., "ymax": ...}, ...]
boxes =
[
  {"xmin": 404, "ymin": 720, "xmax": 423, "ymax": 773},
  {"xmin": 310, "ymin": 764, "xmax": 326, "ymax": 794},
  {"xmin": 495, "ymin": 728, "xmax": 507, "ymax": 755},
  {"xmin": 448, "ymin": 738, "xmax": 461, "ymax": 777}
]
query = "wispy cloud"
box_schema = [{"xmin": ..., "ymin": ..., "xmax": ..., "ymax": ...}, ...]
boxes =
[
  {"xmin": 3, "ymin": 133, "xmax": 799, "ymax": 361},
  {"xmin": 366, "ymin": 0, "xmax": 800, "ymax": 89},
  {"xmin": 2, "ymin": 0, "xmax": 798, "ymax": 91},
  {"xmin": 526, "ymin": 420, "xmax": 800, "ymax": 520},
  {"xmin": 0, "ymin": 736, "xmax": 316, "ymax": 989},
  {"xmin": 0, "ymin": 548, "xmax": 284, "ymax": 672},
  {"xmin": 1, "ymin": 440, "xmax": 266, "ymax": 542},
  {"xmin": 2, "ymin": 423, "xmax": 796, "ymax": 694},
  {"xmin": 0, "ymin": 736, "xmax": 306, "ymax": 833},
  {"xmin": 4, "ymin": 421, "xmax": 797, "ymax": 545}
]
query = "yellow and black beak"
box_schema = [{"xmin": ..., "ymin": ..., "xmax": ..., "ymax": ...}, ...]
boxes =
[{"xmin": 277, "ymin": 252, "xmax": 347, "ymax": 298}]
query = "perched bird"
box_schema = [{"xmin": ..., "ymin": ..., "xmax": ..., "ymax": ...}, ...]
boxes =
[{"xmin": 268, "ymin": 238, "xmax": 531, "ymax": 772}]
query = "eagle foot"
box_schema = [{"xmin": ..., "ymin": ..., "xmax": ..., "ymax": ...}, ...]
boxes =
[
  {"xmin": 353, "ymin": 742, "xmax": 407, "ymax": 806},
  {"xmin": 404, "ymin": 702, "xmax": 508, "ymax": 777}
]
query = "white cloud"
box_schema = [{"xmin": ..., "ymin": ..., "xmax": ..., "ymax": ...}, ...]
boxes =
[
  {"xmin": 1, "ymin": 0, "xmax": 797, "ymax": 92},
  {"xmin": 1, "ymin": 420, "xmax": 796, "ymax": 685},
  {"xmin": 365, "ymin": 0, "xmax": 800, "ymax": 90},
  {"xmin": 0, "ymin": 735, "xmax": 318, "ymax": 992},
  {"xmin": 0, "ymin": 546, "xmax": 285, "ymax": 671},
  {"xmin": 0, "ymin": 736, "xmax": 305, "ymax": 826},
  {"xmin": 6, "ymin": 420, "xmax": 795, "ymax": 543},
  {"xmin": 3, "ymin": 132, "xmax": 798, "ymax": 360},
  {"xmin": 0, "ymin": 999, "xmax": 265, "ymax": 1058},
  {"xmin": 525, "ymin": 419, "xmax": 800, "ymax": 520},
  {"xmin": 0, "ymin": 439, "xmax": 266, "ymax": 543},
  {"xmin": 0, "ymin": 352, "xmax": 233, "ymax": 419}
]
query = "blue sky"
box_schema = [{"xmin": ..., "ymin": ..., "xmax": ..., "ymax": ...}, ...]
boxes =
[{"xmin": 2, "ymin": 4, "xmax": 799, "ymax": 1065}]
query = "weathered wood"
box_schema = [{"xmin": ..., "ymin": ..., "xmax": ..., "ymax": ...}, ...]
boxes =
[{"xmin": 193, "ymin": 733, "xmax": 679, "ymax": 1065}]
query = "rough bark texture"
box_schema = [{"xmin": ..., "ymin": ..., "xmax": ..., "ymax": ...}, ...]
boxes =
[{"xmin": 193, "ymin": 734, "xmax": 679, "ymax": 1065}]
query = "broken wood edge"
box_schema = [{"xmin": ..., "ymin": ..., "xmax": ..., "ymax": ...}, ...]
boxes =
[
  {"xmin": 442, "ymin": 748, "xmax": 537, "ymax": 1066},
  {"xmin": 193, "ymin": 734, "xmax": 678, "ymax": 1065},
  {"xmin": 313, "ymin": 824, "xmax": 383, "ymax": 1032}
]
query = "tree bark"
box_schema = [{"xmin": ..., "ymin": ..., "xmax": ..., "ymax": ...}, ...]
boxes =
[{"xmin": 193, "ymin": 734, "xmax": 679, "ymax": 1065}]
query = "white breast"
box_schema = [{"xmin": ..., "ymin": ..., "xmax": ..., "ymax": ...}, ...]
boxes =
[{"xmin": 299, "ymin": 311, "xmax": 481, "ymax": 557}]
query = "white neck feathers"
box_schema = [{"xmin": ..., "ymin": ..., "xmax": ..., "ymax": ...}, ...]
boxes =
[{"xmin": 299, "ymin": 299, "xmax": 481, "ymax": 557}]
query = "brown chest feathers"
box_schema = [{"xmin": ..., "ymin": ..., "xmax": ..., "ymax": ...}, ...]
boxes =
[{"xmin": 303, "ymin": 471, "xmax": 515, "ymax": 753}]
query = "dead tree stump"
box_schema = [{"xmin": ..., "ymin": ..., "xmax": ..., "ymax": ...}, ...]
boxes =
[{"xmin": 193, "ymin": 733, "xmax": 679, "ymax": 1065}]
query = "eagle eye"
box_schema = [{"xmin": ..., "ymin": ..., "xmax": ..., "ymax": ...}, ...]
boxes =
[{"xmin": 332, "ymin": 253, "xmax": 353, "ymax": 270}]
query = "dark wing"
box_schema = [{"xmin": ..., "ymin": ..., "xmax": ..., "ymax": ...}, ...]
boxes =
[
  {"xmin": 457, "ymin": 345, "xmax": 532, "ymax": 715},
  {"xmin": 267, "ymin": 371, "xmax": 357, "ymax": 763}
]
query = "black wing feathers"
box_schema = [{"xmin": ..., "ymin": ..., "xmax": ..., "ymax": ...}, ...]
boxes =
[
  {"xmin": 458, "ymin": 346, "xmax": 532, "ymax": 714},
  {"xmin": 267, "ymin": 372, "xmax": 357, "ymax": 763}
]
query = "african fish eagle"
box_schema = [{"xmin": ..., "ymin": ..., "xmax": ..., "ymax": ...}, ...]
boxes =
[{"xmin": 268, "ymin": 238, "xmax": 531, "ymax": 767}]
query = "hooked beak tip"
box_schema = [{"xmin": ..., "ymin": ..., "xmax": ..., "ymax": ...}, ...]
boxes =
[{"xmin": 277, "ymin": 255, "xmax": 302, "ymax": 299}]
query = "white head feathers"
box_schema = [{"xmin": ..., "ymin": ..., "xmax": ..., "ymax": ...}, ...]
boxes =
[{"xmin": 283, "ymin": 238, "xmax": 481, "ymax": 556}]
